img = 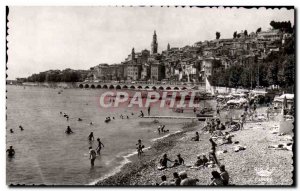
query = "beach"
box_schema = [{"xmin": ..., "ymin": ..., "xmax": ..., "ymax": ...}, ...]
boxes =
[{"xmin": 96, "ymin": 108, "xmax": 294, "ymax": 186}]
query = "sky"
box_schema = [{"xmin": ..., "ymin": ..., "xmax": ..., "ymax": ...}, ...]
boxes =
[{"xmin": 7, "ymin": 6, "xmax": 294, "ymax": 80}]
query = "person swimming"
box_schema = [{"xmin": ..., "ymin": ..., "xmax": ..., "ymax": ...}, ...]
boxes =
[
  {"xmin": 88, "ymin": 132, "xmax": 94, "ymax": 141},
  {"xmin": 10, "ymin": 129, "xmax": 14, "ymax": 133},
  {"xmin": 19, "ymin": 125, "xmax": 24, "ymax": 131},
  {"xmin": 6, "ymin": 146, "xmax": 15, "ymax": 158},
  {"xmin": 90, "ymin": 122, "xmax": 93, "ymax": 125},
  {"xmin": 127, "ymin": 116, "xmax": 129, "ymax": 119},
  {"xmin": 96, "ymin": 138, "xmax": 105, "ymax": 155},
  {"xmin": 105, "ymin": 117, "xmax": 111, "ymax": 123},
  {"xmin": 65, "ymin": 126, "xmax": 73, "ymax": 134},
  {"xmin": 78, "ymin": 118, "xmax": 82, "ymax": 121}
]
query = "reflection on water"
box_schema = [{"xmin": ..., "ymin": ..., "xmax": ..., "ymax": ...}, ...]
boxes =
[{"xmin": 6, "ymin": 86, "xmax": 195, "ymax": 185}]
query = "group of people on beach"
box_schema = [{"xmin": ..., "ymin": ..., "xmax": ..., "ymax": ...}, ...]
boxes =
[
  {"xmin": 157, "ymin": 162, "xmax": 229, "ymax": 186},
  {"xmin": 157, "ymin": 124, "xmax": 169, "ymax": 134}
]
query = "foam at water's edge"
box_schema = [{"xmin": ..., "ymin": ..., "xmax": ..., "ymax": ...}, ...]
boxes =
[
  {"xmin": 87, "ymin": 130, "xmax": 182, "ymax": 185},
  {"xmin": 151, "ymin": 130, "xmax": 182, "ymax": 142}
]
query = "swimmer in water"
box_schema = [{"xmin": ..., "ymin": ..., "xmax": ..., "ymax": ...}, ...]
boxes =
[
  {"xmin": 127, "ymin": 116, "xmax": 129, "ymax": 119},
  {"xmin": 19, "ymin": 125, "xmax": 24, "ymax": 131},
  {"xmin": 78, "ymin": 118, "xmax": 82, "ymax": 121},
  {"xmin": 6, "ymin": 146, "xmax": 15, "ymax": 158},
  {"xmin": 89, "ymin": 147, "xmax": 97, "ymax": 167},
  {"xmin": 90, "ymin": 122, "xmax": 93, "ymax": 125},
  {"xmin": 88, "ymin": 132, "xmax": 94, "ymax": 141},
  {"xmin": 10, "ymin": 129, "xmax": 14, "ymax": 133},
  {"xmin": 96, "ymin": 138, "xmax": 105, "ymax": 155},
  {"xmin": 113, "ymin": 117, "xmax": 115, "ymax": 120},
  {"xmin": 65, "ymin": 126, "xmax": 73, "ymax": 134}
]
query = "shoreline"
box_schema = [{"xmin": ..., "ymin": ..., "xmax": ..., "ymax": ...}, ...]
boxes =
[
  {"xmin": 95, "ymin": 121, "xmax": 200, "ymax": 186},
  {"xmin": 95, "ymin": 107, "xmax": 293, "ymax": 186}
]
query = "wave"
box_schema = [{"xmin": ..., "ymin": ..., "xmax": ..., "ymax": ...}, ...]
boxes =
[
  {"xmin": 150, "ymin": 130, "xmax": 182, "ymax": 142},
  {"xmin": 87, "ymin": 130, "xmax": 182, "ymax": 185}
]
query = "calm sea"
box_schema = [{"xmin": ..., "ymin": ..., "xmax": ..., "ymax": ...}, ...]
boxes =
[{"xmin": 6, "ymin": 85, "xmax": 199, "ymax": 185}]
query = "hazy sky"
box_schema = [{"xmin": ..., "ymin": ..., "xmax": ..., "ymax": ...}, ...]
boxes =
[{"xmin": 7, "ymin": 6, "xmax": 294, "ymax": 80}]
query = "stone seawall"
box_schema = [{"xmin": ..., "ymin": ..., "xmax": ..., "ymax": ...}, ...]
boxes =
[{"xmin": 22, "ymin": 82, "xmax": 77, "ymax": 88}]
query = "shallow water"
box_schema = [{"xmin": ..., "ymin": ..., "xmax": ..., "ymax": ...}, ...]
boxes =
[{"xmin": 6, "ymin": 86, "xmax": 198, "ymax": 185}]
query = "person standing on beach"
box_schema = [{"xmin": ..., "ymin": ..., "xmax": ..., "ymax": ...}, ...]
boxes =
[
  {"xmin": 89, "ymin": 147, "xmax": 97, "ymax": 167},
  {"xmin": 148, "ymin": 106, "xmax": 151, "ymax": 116},
  {"xmin": 209, "ymin": 138, "xmax": 219, "ymax": 165},
  {"xmin": 96, "ymin": 138, "xmax": 105, "ymax": 155},
  {"xmin": 136, "ymin": 139, "xmax": 144, "ymax": 158},
  {"xmin": 139, "ymin": 110, "xmax": 144, "ymax": 118},
  {"xmin": 216, "ymin": 106, "xmax": 220, "ymax": 117}
]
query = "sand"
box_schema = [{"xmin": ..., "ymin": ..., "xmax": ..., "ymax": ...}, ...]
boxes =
[{"xmin": 96, "ymin": 108, "xmax": 294, "ymax": 186}]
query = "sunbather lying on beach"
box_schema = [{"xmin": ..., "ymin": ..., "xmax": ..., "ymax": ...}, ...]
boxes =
[{"xmin": 220, "ymin": 132, "xmax": 233, "ymax": 145}]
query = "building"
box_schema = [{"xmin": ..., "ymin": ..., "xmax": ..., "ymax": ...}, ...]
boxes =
[
  {"xmin": 150, "ymin": 62, "xmax": 164, "ymax": 81},
  {"xmin": 126, "ymin": 63, "xmax": 141, "ymax": 81},
  {"xmin": 257, "ymin": 29, "xmax": 282, "ymax": 41},
  {"xmin": 151, "ymin": 30, "xmax": 158, "ymax": 54}
]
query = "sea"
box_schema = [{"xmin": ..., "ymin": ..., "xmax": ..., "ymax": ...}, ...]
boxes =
[{"xmin": 6, "ymin": 85, "xmax": 202, "ymax": 185}]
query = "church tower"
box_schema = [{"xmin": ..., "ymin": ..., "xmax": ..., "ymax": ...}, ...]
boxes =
[
  {"xmin": 151, "ymin": 30, "xmax": 158, "ymax": 54},
  {"xmin": 131, "ymin": 48, "xmax": 135, "ymax": 61}
]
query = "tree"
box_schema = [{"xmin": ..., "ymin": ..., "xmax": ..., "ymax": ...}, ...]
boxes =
[
  {"xmin": 244, "ymin": 30, "xmax": 248, "ymax": 37},
  {"xmin": 266, "ymin": 61, "xmax": 278, "ymax": 86},
  {"xmin": 237, "ymin": 34, "xmax": 241, "ymax": 38},
  {"xmin": 240, "ymin": 68, "xmax": 251, "ymax": 88},
  {"xmin": 256, "ymin": 27, "xmax": 261, "ymax": 34},
  {"xmin": 216, "ymin": 32, "xmax": 221, "ymax": 40},
  {"xmin": 228, "ymin": 65, "xmax": 242, "ymax": 88},
  {"xmin": 233, "ymin": 31, "xmax": 237, "ymax": 39},
  {"xmin": 270, "ymin": 20, "xmax": 293, "ymax": 33}
]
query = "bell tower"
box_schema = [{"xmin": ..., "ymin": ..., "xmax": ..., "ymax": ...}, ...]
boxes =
[{"xmin": 151, "ymin": 30, "xmax": 158, "ymax": 54}]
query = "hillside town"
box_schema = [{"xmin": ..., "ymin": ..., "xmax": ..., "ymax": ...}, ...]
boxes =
[
  {"xmin": 86, "ymin": 23, "xmax": 293, "ymax": 86},
  {"xmin": 15, "ymin": 21, "xmax": 294, "ymax": 94}
]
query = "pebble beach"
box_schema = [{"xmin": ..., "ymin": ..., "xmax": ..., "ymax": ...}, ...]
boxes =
[{"xmin": 96, "ymin": 108, "xmax": 294, "ymax": 186}]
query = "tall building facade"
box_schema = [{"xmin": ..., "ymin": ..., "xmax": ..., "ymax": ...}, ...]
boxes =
[{"xmin": 151, "ymin": 30, "xmax": 158, "ymax": 54}]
